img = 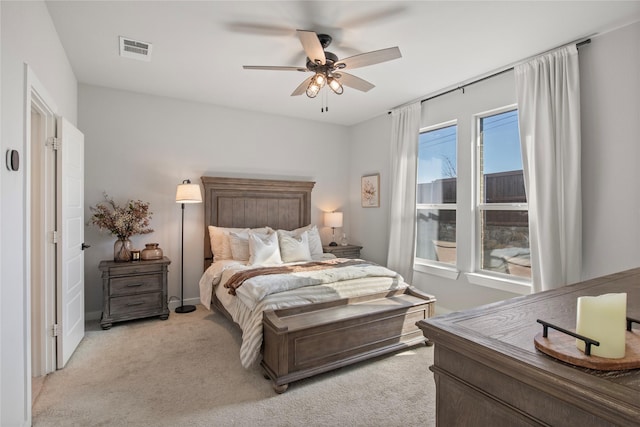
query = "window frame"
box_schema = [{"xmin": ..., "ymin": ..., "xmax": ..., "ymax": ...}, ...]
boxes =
[
  {"xmin": 471, "ymin": 104, "xmax": 531, "ymax": 285},
  {"xmin": 415, "ymin": 119, "xmax": 460, "ymax": 277}
]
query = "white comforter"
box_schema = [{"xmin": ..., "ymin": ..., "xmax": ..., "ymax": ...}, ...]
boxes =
[{"xmin": 198, "ymin": 259, "xmax": 407, "ymax": 368}]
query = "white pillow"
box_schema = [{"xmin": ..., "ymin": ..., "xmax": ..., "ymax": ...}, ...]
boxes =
[
  {"xmin": 208, "ymin": 226, "xmax": 271, "ymax": 261},
  {"xmin": 228, "ymin": 231, "xmax": 250, "ymax": 261},
  {"xmin": 248, "ymin": 231, "xmax": 283, "ymax": 266},
  {"xmin": 279, "ymin": 224, "xmax": 323, "ymax": 258},
  {"xmin": 305, "ymin": 225, "xmax": 323, "ymax": 257},
  {"xmin": 208, "ymin": 226, "xmax": 247, "ymax": 261},
  {"xmin": 278, "ymin": 230, "xmax": 312, "ymax": 263}
]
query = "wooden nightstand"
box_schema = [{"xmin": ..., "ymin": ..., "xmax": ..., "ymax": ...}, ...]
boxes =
[
  {"xmin": 98, "ymin": 257, "xmax": 171, "ymax": 330},
  {"xmin": 323, "ymin": 244, "xmax": 363, "ymax": 259}
]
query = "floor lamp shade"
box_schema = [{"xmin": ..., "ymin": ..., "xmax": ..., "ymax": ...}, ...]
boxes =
[
  {"xmin": 176, "ymin": 181, "xmax": 202, "ymax": 203},
  {"xmin": 175, "ymin": 179, "xmax": 202, "ymax": 314}
]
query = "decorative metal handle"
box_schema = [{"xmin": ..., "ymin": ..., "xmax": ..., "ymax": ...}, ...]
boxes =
[
  {"xmin": 536, "ymin": 319, "xmax": 600, "ymax": 356},
  {"xmin": 126, "ymin": 301, "xmax": 145, "ymax": 307},
  {"xmin": 126, "ymin": 283, "xmax": 143, "ymax": 287}
]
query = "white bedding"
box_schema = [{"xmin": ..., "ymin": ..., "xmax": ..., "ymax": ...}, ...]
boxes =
[{"xmin": 198, "ymin": 258, "xmax": 408, "ymax": 368}]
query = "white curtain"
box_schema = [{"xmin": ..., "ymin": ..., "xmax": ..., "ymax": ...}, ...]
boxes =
[
  {"xmin": 515, "ymin": 45, "xmax": 582, "ymax": 292},
  {"xmin": 387, "ymin": 102, "xmax": 421, "ymax": 284}
]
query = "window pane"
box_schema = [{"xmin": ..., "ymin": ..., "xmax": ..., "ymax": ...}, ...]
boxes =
[
  {"xmin": 480, "ymin": 110, "xmax": 526, "ymax": 204},
  {"xmin": 481, "ymin": 210, "xmax": 530, "ymax": 278},
  {"xmin": 418, "ymin": 125, "xmax": 457, "ymax": 204},
  {"xmin": 416, "ymin": 209, "xmax": 456, "ymax": 265}
]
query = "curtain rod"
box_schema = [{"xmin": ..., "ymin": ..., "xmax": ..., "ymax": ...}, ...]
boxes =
[{"xmin": 388, "ymin": 38, "xmax": 591, "ymax": 113}]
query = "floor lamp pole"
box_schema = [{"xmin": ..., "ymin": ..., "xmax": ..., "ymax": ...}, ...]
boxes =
[{"xmin": 175, "ymin": 202, "xmax": 195, "ymax": 314}]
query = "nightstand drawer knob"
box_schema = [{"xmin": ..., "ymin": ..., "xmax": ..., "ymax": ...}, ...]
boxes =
[{"xmin": 126, "ymin": 283, "xmax": 143, "ymax": 288}]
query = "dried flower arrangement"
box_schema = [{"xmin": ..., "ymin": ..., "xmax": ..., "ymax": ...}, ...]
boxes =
[{"xmin": 89, "ymin": 193, "xmax": 153, "ymax": 239}]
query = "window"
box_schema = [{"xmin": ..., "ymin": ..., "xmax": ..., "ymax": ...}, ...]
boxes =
[
  {"xmin": 416, "ymin": 122, "xmax": 457, "ymax": 265},
  {"xmin": 476, "ymin": 108, "xmax": 530, "ymax": 278},
  {"xmin": 414, "ymin": 71, "xmax": 529, "ymax": 292}
]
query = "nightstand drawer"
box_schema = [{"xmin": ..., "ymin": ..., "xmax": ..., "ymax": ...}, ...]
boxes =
[
  {"xmin": 107, "ymin": 263, "xmax": 164, "ymax": 276},
  {"xmin": 331, "ymin": 248, "xmax": 360, "ymax": 258},
  {"xmin": 323, "ymin": 245, "xmax": 363, "ymax": 259},
  {"xmin": 110, "ymin": 274, "xmax": 162, "ymax": 296},
  {"xmin": 110, "ymin": 292, "xmax": 162, "ymax": 315}
]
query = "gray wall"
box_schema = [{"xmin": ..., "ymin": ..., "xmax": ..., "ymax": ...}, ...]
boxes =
[
  {"xmin": 346, "ymin": 114, "xmax": 393, "ymax": 264},
  {"xmin": 580, "ymin": 22, "xmax": 640, "ymax": 279}
]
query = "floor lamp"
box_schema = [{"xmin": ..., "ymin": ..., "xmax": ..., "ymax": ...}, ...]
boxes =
[{"xmin": 175, "ymin": 179, "xmax": 202, "ymax": 314}]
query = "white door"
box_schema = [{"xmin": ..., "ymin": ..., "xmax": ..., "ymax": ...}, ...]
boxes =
[{"xmin": 56, "ymin": 117, "xmax": 85, "ymax": 368}]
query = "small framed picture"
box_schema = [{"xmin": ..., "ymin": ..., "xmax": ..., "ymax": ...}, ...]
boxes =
[{"xmin": 361, "ymin": 174, "xmax": 380, "ymax": 208}]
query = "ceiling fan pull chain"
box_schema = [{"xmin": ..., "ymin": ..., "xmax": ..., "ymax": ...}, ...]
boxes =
[
  {"xmin": 324, "ymin": 87, "xmax": 329, "ymax": 113},
  {"xmin": 317, "ymin": 81, "xmax": 334, "ymax": 113}
]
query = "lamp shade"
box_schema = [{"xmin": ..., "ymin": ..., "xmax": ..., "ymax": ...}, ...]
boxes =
[
  {"xmin": 324, "ymin": 211, "xmax": 343, "ymax": 228},
  {"xmin": 175, "ymin": 181, "xmax": 202, "ymax": 204}
]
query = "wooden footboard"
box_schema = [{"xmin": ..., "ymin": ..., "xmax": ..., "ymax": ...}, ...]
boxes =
[{"xmin": 261, "ymin": 286, "xmax": 436, "ymax": 393}]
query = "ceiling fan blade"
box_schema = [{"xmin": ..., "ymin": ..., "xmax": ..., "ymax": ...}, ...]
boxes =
[
  {"xmin": 297, "ymin": 29, "xmax": 326, "ymax": 65},
  {"xmin": 291, "ymin": 76, "xmax": 313, "ymax": 96},
  {"xmin": 336, "ymin": 47, "xmax": 401, "ymax": 70},
  {"xmin": 226, "ymin": 22, "xmax": 295, "ymax": 37},
  {"xmin": 334, "ymin": 72, "xmax": 375, "ymax": 92},
  {"xmin": 243, "ymin": 65, "xmax": 308, "ymax": 72}
]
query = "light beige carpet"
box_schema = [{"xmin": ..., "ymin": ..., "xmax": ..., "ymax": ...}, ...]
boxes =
[{"xmin": 32, "ymin": 305, "xmax": 436, "ymax": 426}]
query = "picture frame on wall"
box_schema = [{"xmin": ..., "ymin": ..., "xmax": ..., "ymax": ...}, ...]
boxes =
[{"xmin": 361, "ymin": 174, "xmax": 380, "ymax": 208}]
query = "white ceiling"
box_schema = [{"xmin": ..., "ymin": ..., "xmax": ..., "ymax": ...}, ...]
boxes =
[{"xmin": 46, "ymin": 1, "xmax": 640, "ymax": 126}]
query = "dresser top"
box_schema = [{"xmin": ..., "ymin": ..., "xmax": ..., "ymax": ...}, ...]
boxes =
[{"xmin": 418, "ymin": 268, "xmax": 640, "ymax": 408}]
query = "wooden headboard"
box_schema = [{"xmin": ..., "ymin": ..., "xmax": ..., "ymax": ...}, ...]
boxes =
[{"xmin": 201, "ymin": 176, "xmax": 315, "ymax": 269}]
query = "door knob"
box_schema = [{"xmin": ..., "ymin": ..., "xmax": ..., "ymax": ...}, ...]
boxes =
[{"xmin": 81, "ymin": 243, "xmax": 91, "ymax": 250}]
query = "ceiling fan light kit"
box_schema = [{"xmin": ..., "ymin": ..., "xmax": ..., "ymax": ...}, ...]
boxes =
[
  {"xmin": 243, "ymin": 29, "xmax": 401, "ymax": 108},
  {"xmin": 306, "ymin": 71, "xmax": 343, "ymax": 98},
  {"xmin": 327, "ymin": 77, "xmax": 343, "ymax": 95},
  {"xmin": 306, "ymin": 72, "xmax": 326, "ymax": 98}
]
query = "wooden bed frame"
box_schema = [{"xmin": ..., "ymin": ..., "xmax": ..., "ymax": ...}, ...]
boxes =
[{"xmin": 201, "ymin": 176, "xmax": 436, "ymax": 392}]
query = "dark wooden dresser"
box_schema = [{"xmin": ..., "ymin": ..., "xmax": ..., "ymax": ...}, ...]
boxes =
[
  {"xmin": 99, "ymin": 257, "xmax": 171, "ymax": 329},
  {"xmin": 417, "ymin": 268, "xmax": 640, "ymax": 426}
]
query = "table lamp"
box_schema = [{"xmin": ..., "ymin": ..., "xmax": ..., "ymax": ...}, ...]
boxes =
[{"xmin": 324, "ymin": 211, "xmax": 343, "ymax": 247}]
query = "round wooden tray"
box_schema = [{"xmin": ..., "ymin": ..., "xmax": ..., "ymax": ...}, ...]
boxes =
[{"xmin": 534, "ymin": 330, "xmax": 640, "ymax": 371}]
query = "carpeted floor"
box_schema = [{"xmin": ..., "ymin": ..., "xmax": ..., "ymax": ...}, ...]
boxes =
[{"xmin": 32, "ymin": 305, "xmax": 436, "ymax": 426}]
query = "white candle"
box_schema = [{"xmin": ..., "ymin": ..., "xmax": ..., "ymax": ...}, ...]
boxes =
[{"xmin": 576, "ymin": 293, "xmax": 627, "ymax": 359}]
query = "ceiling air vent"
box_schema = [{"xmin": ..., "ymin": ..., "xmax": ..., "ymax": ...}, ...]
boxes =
[{"xmin": 119, "ymin": 36, "xmax": 152, "ymax": 62}]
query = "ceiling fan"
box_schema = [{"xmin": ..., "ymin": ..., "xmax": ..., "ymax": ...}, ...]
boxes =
[{"xmin": 243, "ymin": 30, "xmax": 402, "ymax": 99}]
